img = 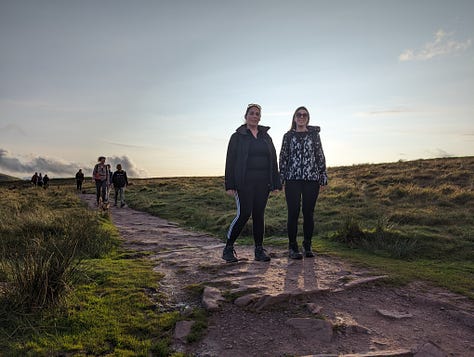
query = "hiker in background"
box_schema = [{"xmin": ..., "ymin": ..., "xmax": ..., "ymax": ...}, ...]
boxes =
[
  {"xmin": 279, "ymin": 106, "xmax": 328, "ymax": 259},
  {"xmin": 92, "ymin": 156, "xmax": 110, "ymax": 206},
  {"xmin": 31, "ymin": 172, "xmax": 38, "ymax": 186},
  {"xmin": 37, "ymin": 173, "xmax": 44, "ymax": 187},
  {"xmin": 75, "ymin": 169, "xmax": 85, "ymax": 191},
  {"xmin": 223, "ymin": 103, "xmax": 281, "ymax": 263},
  {"xmin": 43, "ymin": 174, "xmax": 50, "ymax": 189},
  {"xmin": 112, "ymin": 164, "xmax": 128, "ymax": 207}
]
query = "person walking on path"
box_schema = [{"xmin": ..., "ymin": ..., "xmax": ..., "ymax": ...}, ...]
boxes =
[
  {"xmin": 31, "ymin": 172, "xmax": 38, "ymax": 186},
  {"xmin": 279, "ymin": 106, "xmax": 328, "ymax": 259},
  {"xmin": 223, "ymin": 103, "xmax": 282, "ymax": 263},
  {"xmin": 92, "ymin": 156, "xmax": 110, "ymax": 206},
  {"xmin": 112, "ymin": 164, "xmax": 128, "ymax": 207},
  {"xmin": 37, "ymin": 173, "xmax": 43, "ymax": 187},
  {"xmin": 76, "ymin": 169, "xmax": 85, "ymax": 192},
  {"xmin": 43, "ymin": 174, "xmax": 50, "ymax": 189}
]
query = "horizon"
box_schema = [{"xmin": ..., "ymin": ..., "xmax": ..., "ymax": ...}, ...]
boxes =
[
  {"xmin": 3, "ymin": 155, "xmax": 473, "ymax": 180},
  {"xmin": 1, "ymin": 1, "xmax": 473, "ymax": 178}
]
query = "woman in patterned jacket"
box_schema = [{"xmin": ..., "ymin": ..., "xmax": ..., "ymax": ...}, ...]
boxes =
[{"xmin": 279, "ymin": 106, "xmax": 328, "ymax": 259}]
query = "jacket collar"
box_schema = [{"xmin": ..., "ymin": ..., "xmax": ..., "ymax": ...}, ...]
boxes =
[
  {"xmin": 236, "ymin": 124, "xmax": 270, "ymax": 135},
  {"xmin": 289, "ymin": 125, "xmax": 320, "ymax": 133}
]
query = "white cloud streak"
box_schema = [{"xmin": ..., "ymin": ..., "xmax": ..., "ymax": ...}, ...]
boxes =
[
  {"xmin": 399, "ymin": 29, "xmax": 472, "ymax": 61},
  {"xmin": 355, "ymin": 107, "xmax": 415, "ymax": 118}
]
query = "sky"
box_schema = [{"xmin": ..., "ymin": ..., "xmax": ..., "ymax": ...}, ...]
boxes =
[{"xmin": 1, "ymin": 0, "xmax": 473, "ymax": 178}]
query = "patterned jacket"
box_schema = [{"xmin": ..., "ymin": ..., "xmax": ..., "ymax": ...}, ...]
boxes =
[{"xmin": 279, "ymin": 125, "xmax": 328, "ymax": 186}]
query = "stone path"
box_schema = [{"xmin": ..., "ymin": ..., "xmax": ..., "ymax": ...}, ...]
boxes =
[{"xmin": 83, "ymin": 195, "xmax": 474, "ymax": 356}]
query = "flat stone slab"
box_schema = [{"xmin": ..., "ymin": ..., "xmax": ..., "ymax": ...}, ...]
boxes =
[
  {"xmin": 202, "ymin": 286, "xmax": 225, "ymax": 311},
  {"xmin": 234, "ymin": 293, "xmax": 260, "ymax": 307},
  {"xmin": 174, "ymin": 320, "xmax": 195, "ymax": 342},
  {"xmin": 287, "ymin": 317, "xmax": 333, "ymax": 343},
  {"xmin": 343, "ymin": 275, "xmax": 389, "ymax": 288},
  {"xmin": 376, "ymin": 309, "xmax": 413, "ymax": 319},
  {"xmin": 413, "ymin": 341, "xmax": 447, "ymax": 357}
]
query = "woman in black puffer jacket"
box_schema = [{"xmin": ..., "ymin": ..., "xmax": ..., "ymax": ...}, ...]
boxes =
[{"xmin": 223, "ymin": 103, "xmax": 281, "ymax": 263}]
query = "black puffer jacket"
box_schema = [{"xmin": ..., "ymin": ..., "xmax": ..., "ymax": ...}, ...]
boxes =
[
  {"xmin": 225, "ymin": 124, "xmax": 282, "ymax": 191},
  {"xmin": 279, "ymin": 125, "xmax": 328, "ymax": 186}
]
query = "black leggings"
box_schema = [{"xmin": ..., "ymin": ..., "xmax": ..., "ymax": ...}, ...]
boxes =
[
  {"xmin": 285, "ymin": 180, "xmax": 320, "ymax": 247},
  {"xmin": 227, "ymin": 180, "xmax": 270, "ymax": 247}
]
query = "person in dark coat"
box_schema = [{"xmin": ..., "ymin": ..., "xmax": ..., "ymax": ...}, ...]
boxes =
[
  {"xmin": 75, "ymin": 169, "xmax": 85, "ymax": 191},
  {"xmin": 223, "ymin": 103, "xmax": 281, "ymax": 263},
  {"xmin": 112, "ymin": 164, "xmax": 128, "ymax": 207},
  {"xmin": 43, "ymin": 174, "xmax": 50, "ymax": 189}
]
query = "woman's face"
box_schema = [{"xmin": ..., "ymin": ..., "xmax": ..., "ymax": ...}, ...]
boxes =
[
  {"xmin": 245, "ymin": 106, "xmax": 261, "ymax": 127},
  {"xmin": 294, "ymin": 109, "xmax": 309, "ymax": 127}
]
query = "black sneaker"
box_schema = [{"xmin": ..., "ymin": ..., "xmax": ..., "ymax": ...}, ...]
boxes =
[
  {"xmin": 120, "ymin": 203, "xmax": 125, "ymax": 208},
  {"xmin": 255, "ymin": 246, "xmax": 271, "ymax": 262},
  {"xmin": 222, "ymin": 246, "xmax": 238, "ymax": 263},
  {"xmin": 289, "ymin": 248, "xmax": 303, "ymax": 260}
]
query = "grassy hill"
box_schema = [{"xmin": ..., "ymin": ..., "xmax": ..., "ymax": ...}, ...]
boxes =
[
  {"xmin": 125, "ymin": 156, "xmax": 474, "ymax": 297},
  {"xmin": 0, "ymin": 173, "xmax": 20, "ymax": 181}
]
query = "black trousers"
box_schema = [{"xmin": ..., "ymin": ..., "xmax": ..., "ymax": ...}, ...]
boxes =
[
  {"xmin": 95, "ymin": 180, "xmax": 108, "ymax": 203},
  {"xmin": 227, "ymin": 180, "xmax": 270, "ymax": 247},
  {"xmin": 285, "ymin": 180, "xmax": 320, "ymax": 248}
]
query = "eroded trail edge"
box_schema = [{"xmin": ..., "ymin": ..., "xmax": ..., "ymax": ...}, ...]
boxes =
[{"xmin": 83, "ymin": 195, "xmax": 473, "ymax": 357}]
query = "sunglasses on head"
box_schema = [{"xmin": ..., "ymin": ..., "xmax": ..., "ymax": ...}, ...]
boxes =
[{"xmin": 247, "ymin": 103, "xmax": 262, "ymax": 110}]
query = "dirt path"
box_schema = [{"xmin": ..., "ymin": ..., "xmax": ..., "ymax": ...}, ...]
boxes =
[{"xmin": 83, "ymin": 195, "xmax": 474, "ymax": 356}]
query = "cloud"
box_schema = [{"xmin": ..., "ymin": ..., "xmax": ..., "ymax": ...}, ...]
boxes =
[
  {"xmin": 106, "ymin": 155, "xmax": 148, "ymax": 178},
  {"xmin": 355, "ymin": 107, "xmax": 414, "ymax": 117},
  {"xmin": 105, "ymin": 141, "xmax": 150, "ymax": 149},
  {"xmin": 0, "ymin": 149, "xmax": 146, "ymax": 178},
  {"xmin": 0, "ymin": 123, "xmax": 27, "ymax": 136},
  {"xmin": 0, "ymin": 148, "xmax": 79, "ymax": 176},
  {"xmin": 399, "ymin": 29, "xmax": 472, "ymax": 61},
  {"xmin": 427, "ymin": 148, "xmax": 454, "ymax": 158}
]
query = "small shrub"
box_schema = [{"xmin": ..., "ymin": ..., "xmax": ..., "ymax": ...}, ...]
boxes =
[{"xmin": 333, "ymin": 217, "xmax": 366, "ymax": 246}]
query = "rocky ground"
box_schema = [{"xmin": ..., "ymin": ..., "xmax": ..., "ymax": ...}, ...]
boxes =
[{"xmin": 83, "ymin": 195, "xmax": 474, "ymax": 357}]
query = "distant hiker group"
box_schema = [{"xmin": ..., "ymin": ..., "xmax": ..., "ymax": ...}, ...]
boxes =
[
  {"xmin": 91, "ymin": 156, "xmax": 129, "ymax": 208},
  {"xmin": 31, "ymin": 172, "xmax": 50, "ymax": 188}
]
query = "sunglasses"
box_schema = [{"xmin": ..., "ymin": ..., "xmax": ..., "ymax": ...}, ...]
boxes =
[{"xmin": 295, "ymin": 112, "xmax": 308, "ymax": 118}]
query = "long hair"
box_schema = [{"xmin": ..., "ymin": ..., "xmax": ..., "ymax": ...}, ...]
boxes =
[{"xmin": 290, "ymin": 106, "xmax": 310, "ymax": 130}]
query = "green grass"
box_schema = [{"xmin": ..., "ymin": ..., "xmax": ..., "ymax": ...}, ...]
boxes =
[
  {"xmin": 0, "ymin": 186, "xmax": 189, "ymax": 355},
  {"xmin": 1, "ymin": 254, "xmax": 179, "ymax": 356},
  {"xmin": 124, "ymin": 157, "xmax": 474, "ymax": 298},
  {"xmin": 0, "ymin": 173, "xmax": 20, "ymax": 181}
]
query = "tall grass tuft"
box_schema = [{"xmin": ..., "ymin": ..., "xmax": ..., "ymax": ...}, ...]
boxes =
[
  {"xmin": 330, "ymin": 216, "xmax": 419, "ymax": 258},
  {"xmin": 0, "ymin": 188, "xmax": 117, "ymax": 311}
]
